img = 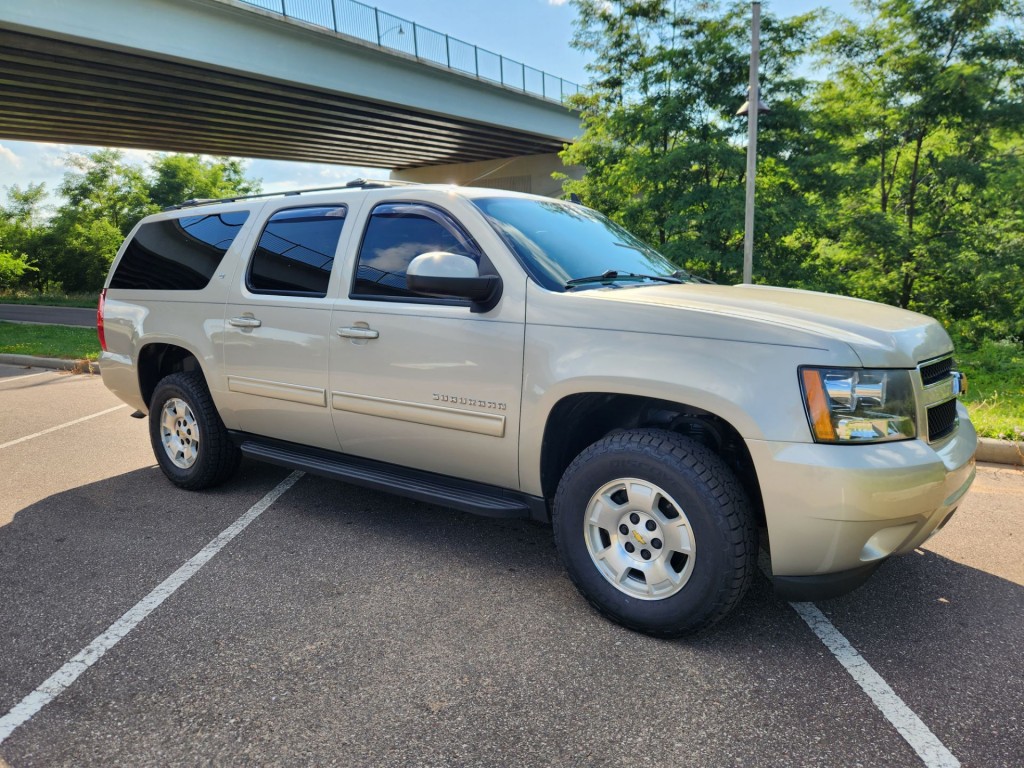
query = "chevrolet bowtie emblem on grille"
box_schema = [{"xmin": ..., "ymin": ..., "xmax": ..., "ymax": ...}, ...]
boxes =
[{"xmin": 632, "ymin": 530, "xmax": 646, "ymax": 545}]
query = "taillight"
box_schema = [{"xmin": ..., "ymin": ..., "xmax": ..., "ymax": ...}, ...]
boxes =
[{"xmin": 97, "ymin": 288, "xmax": 107, "ymax": 352}]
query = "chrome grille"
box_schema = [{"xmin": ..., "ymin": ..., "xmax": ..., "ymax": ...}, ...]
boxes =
[
  {"xmin": 917, "ymin": 354, "xmax": 960, "ymax": 442},
  {"xmin": 927, "ymin": 399, "xmax": 958, "ymax": 441}
]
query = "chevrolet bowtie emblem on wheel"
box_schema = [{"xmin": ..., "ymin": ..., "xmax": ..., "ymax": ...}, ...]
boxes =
[{"xmin": 632, "ymin": 530, "xmax": 646, "ymax": 546}]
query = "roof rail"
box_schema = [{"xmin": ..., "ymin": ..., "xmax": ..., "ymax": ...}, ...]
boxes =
[{"xmin": 161, "ymin": 178, "xmax": 420, "ymax": 211}]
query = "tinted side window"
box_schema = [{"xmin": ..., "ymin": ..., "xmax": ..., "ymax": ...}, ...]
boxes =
[
  {"xmin": 248, "ymin": 206, "xmax": 347, "ymax": 297},
  {"xmin": 352, "ymin": 203, "xmax": 479, "ymax": 299},
  {"xmin": 110, "ymin": 211, "xmax": 249, "ymax": 290}
]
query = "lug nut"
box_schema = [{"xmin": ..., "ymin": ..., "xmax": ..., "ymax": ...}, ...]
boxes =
[
  {"xmin": 629, "ymin": 512, "xmax": 640, "ymax": 524},
  {"xmin": 641, "ymin": 549, "xmax": 651, "ymax": 560},
  {"xmin": 624, "ymin": 542, "xmax": 635, "ymax": 553},
  {"xmin": 651, "ymin": 538, "xmax": 662, "ymax": 549},
  {"xmin": 619, "ymin": 524, "xmax": 629, "ymax": 535},
  {"xmin": 645, "ymin": 520, "xmax": 656, "ymax": 532}
]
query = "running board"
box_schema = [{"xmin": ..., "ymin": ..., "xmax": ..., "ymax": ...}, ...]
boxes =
[{"xmin": 239, "ymin": 439, "xmax": 540, "ymax": 520}]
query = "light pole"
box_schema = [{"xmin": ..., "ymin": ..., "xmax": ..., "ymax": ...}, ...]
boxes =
[
  {"xmin": 378, "ymin": 24, "xmax": 405, "ymax": 47},
  {"xmin": 737, "ymin": 2, "xmax": 768, "ymax": 285}
]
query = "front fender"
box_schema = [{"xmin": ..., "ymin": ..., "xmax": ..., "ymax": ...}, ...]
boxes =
[{"xmin": 517, "ymin": 325, "xmax": 853, "ymax": 496}]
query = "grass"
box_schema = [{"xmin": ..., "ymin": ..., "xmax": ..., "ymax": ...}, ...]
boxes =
[
  {"xmin": 0, "ymin": 290, "xmax": 98, "ymax": 309},
  {"xmin": 958, "ymin": 339, "xmax": 1024, "ymax": 442},
  {"xmin": 0, "ymin": 321, "xmax": 100, "ymax": 360}
]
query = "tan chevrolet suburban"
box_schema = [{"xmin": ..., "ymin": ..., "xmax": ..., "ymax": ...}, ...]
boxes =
[{"xmin": 97, "ymin": 180, "xmax": 976, "ymax": 637}]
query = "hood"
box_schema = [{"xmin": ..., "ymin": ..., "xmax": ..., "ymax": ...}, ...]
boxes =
[{"xmin": 550, "ymin": 283, "xmax": 952, "ymax": 368}]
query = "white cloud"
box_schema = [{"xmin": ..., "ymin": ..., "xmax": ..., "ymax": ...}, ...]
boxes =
[
  {"xmin": 251, "ymin": 159, "xmax": 387, "ymax": 193},
  {"xmin": 0, "ymin": 143, "xmax": 22, "ymax": 169},
  {"xmin": 548, "ymin": 0, "xmax": 570, "ymax": 5},
  {"xmin": 0, "ymin": 140, "xmax": 391, "ymax": 204},
  {"xmin": 39, "ymin": 146, "xmax": 72, "ymax": 169},
  {"xmin": 121, "ymin": 147, "xmax": 159, "ymax": 165}
]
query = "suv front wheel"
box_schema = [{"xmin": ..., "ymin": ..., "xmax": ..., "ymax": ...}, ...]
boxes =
[
  {"xmin": 553, "ymin": 430, "xmax": 756, "ymax": 638},
  {"xmin": 149, "ymin": 371, "xmax": 240, "ymax": 490}
]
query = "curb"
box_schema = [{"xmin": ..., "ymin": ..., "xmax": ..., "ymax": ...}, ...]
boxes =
[
  {"xmin": 976, "ymin": 437, "xmax": 1024, "ymax": 467},
  {"xmin": 0, "ymin": 353, "xmax": 100, "ymax": 375}
]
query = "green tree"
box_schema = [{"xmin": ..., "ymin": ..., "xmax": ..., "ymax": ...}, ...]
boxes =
[
  {"xmin": 147, "ymin": 154, "xmax": 260, "ymax": 210},
  {"xmin": 46, "ymin": 150, "xmax": 154, "ymax": 291},
  {"xmin": 0, "ymin": 251, "xmax": 35, "ymax": 289},
  {"xmin": 560, "ymin": 0, "xmax": 825, "ymax": 284},
  {"xmin": 0, "ymin": 183, "xmax": 48, "ymax": 289},
  {"xmin": 3, "ymin": 151, "xmax": 263, "ymax": 294},
  {"xmin": 56, "ymin": 149, "xmax": 154, "ymax": 235},
  {"xmin": 810, "ymin": 0, "xmax": 1024, "ymax": 337}
]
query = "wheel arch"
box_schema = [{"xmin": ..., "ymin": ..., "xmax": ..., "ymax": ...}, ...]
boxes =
[
  {"xmin": 137, "ymin": 341, "xmax": 208, "ymax": 410},
  {"xmin": 538, "ymin": 392, "xmax": 765, "ymax": 529}
]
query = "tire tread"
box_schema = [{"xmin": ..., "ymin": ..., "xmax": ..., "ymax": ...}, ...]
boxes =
[
  {"xmin": 149, "ymin": 371, "xmax": 240, "ymax": 490},
  {"xmin": 553, "ymin": 429, "xmax": 756, "ymax": 638}
]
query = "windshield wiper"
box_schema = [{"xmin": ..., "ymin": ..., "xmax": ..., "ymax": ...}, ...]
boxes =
[
  {"xmin": 673, "ymin": 269, "xmax": 716, "ymax": 284},
  {"xmin": 565, "ymin": 270, "xmax": 682, "ymax": 289}
]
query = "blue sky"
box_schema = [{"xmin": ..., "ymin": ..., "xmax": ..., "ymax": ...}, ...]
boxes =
[{"xmin": 0, "ymin": 0, "xmax": 855, "ymax": 204}]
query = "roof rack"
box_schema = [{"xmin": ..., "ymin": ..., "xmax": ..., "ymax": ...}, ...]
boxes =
[{"xmin": 162, "ymin": 178, "xmax": 420, "ymax": 211}]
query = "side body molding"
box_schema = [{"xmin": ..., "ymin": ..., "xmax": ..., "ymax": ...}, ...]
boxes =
[
  {"xmin": 227, "ymin": 376, "xmax": 327, "ymax": 407},
  {"xmin": 332, "ymin": 391, "xmax": 506, "ymax": 437}
]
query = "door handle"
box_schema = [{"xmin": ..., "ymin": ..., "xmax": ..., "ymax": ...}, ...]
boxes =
[
  {"xmin": 337, "ymin": 326, "xmax": 379, "ymax": 340},
  {"xmin": 228, "ymin": 316, "xmax": 262, "ymax": 328}
]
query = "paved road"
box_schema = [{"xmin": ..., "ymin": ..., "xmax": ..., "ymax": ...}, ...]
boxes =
[
  {"xmin": 0, "ymin": 304, "xmax": 96, "ymax": 327},
  {"xmin": 0, "ymin": 366, "xmax": 1021, "ymax": 767}
]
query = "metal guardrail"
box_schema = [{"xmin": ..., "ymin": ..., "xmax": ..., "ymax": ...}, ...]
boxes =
[{"xmin": 238, "ymin": 0, "xmax": 580, "ymax": 104}]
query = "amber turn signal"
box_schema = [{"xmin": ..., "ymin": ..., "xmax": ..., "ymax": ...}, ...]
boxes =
[{"xmin": 801, "ymin": 369, "xmax": 836, "ymax": 442}]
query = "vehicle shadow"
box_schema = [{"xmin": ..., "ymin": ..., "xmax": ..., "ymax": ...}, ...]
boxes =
[
  {"xmin": 802, "ymin": 546, "xmax": 1023, "ymax": 768},
  {"xmin": 1, "ymin": 468, "xmax": 1020, "ymax": 766}
]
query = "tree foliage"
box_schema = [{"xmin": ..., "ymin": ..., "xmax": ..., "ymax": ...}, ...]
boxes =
[
  {"xmin": 0, "ymin": 250, "xmax": 35, "ymax": 289},
  {"xmin": 0, "ymin": 152, "xmax": 260, "ymax": 294},
  {"xmin": 148, "ymin": 154, "xmax": 260, "ymax": 210},
  {"xmin": 561, "ymin": 0, "xmax": 825, "ymax": 284},
  {"xmin": 810, "ymin": 0, "xmax": 1024, "ymax": 340},
  {"xmin": 0, "ymin": 183, "xmax": 47, "ymax": 290},
  {"xmin": 562, "ymin": 0, "xmax": 1024, "ymax": 343},
  {"xmin": 45, "ymin": 150, "xmax": 154, "ymax": 291}
]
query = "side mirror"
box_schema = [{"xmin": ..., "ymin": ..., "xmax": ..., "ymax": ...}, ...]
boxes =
[{"xmin": 406, "ymin": 252, "xmax": 502, "ymax": 311}]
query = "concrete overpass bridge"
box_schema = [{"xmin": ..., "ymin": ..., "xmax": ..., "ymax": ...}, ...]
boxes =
[{"xmin": 0, "ymin": 0, "xmax": 583, "ymax": 195}]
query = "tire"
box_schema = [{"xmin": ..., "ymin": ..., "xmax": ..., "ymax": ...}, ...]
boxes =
[
  {"xmin": 149, "ymin": 371, "xmax": 240, "ymax": 490},
  {"xmin": 553, "ymin": 429, "xmax": 756, "ymax": 638}
]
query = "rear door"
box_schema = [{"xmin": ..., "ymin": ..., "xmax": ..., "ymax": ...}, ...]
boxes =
[{"xmin": 222, "ymin": 201, "xmax": 357, "ymax": 450}]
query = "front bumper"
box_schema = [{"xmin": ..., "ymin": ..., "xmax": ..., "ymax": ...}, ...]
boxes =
[{"xmin": 747, "ymin": 403, "xmax": 976, "ymax": 593}]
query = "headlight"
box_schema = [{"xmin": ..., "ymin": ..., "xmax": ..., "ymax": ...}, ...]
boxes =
[{"xmin": 799, "ymin": 367, "xmax": 916, "ymax": 443}]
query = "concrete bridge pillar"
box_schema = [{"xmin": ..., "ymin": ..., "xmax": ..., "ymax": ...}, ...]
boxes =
[{"xmin": 391, "ymin": 153, "xmax": 583, "ymax": 198}]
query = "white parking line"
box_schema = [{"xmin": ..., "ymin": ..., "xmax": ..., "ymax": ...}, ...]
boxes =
[
  {"xmin": 0, "ymin": 470, "xmax": 304, "ymax": 746},
  {"xmin": 0, "ymin": 405, "xmax": 127, "ymax": 450},
  {"xmin": 759, "ymin": 557, "xmax": 960, "ymax": 768},
  {"xmin": 789, "ymin": 601, "xmax": 960, "ymax": 767},
  {"xmin": 0, "ymin": 371, "xmax": 52, "ymax": 386}
]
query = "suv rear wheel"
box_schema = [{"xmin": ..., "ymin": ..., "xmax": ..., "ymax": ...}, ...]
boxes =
[
  {"xmin": 553, "ymin": 429, "xmax": 756, "ymax": 637},
  {"xmin": 149, "ymin": 371, "xmax": 240, "ymax": 490}
]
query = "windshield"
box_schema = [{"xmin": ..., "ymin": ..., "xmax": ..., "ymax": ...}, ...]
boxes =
[{"xmin": 472, "ymin": 197, "xmax": 689, "ymax": 291}]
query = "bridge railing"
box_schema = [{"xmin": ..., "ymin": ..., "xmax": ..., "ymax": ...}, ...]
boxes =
[{"xmin": 238, "ymin": 0, "xmax": 581, "ymax": 104}]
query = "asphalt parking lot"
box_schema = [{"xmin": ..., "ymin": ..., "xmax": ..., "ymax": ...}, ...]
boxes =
[{"xmin": 0, "ymin": 363, "xmax": 1021, "ymax": 767}]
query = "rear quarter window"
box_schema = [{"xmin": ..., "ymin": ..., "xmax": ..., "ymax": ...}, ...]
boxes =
[{"xmin": 109, "ymin": 211, "xmax": 250, "ymax": 290}]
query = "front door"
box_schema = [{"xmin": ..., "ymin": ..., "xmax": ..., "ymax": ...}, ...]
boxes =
[{"xmin": 329, "ymin": 201, "xmax": 524, "ymax": 489}]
